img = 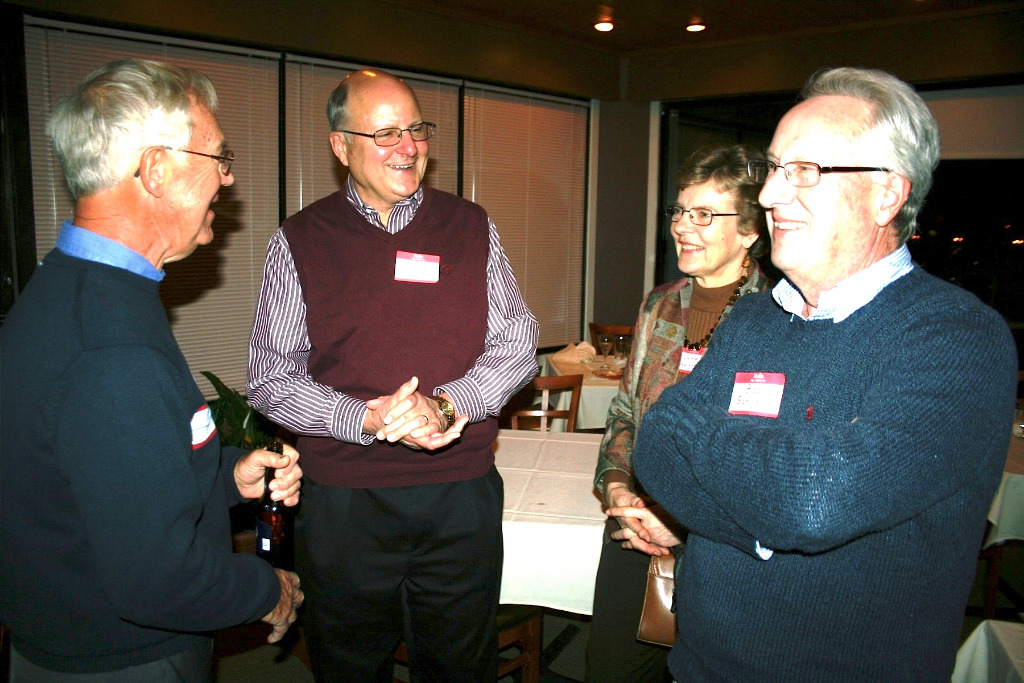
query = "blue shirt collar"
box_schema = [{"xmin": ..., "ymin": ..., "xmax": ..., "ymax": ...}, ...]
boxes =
[
  {"xmin": 772, "ymin": 244, "xmax": 914, "ymax": 322},
  {"xmin": 55, "ymin": 221, "xmax": 164, "ymax": 281}
]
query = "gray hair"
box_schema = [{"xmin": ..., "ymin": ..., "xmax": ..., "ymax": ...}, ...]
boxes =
[
  {"xmin": 46, "ymin": 58, "xmax": 218, "ymax": 199},
  {"xmin": 801, "ymin": 67, "xmax": 940, "ymax": 244},
  {"xmin": 326, "ymin": 77, "xmax": 350, "ymax": 132}
]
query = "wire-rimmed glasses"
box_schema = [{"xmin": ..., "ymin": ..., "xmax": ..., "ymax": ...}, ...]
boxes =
[
  {"xmin": 340, "ymin": 122, "xmax": 437, "ymax": 147},
  {"xmin": 175, "ymin": 148, "xmax": 234, "ymax": 176},
  {"xmin": 664, "ymin": 205, "xmax": 739, "ymax": 226},
  {"xmin": 746, "ymin": 159, "xmax": 890, "ymax": 187}
]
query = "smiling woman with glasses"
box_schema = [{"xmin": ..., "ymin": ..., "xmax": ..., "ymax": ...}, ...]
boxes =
[{"xmin": 586, "ymin": 143, "xmax": 774, "ymax": 683}]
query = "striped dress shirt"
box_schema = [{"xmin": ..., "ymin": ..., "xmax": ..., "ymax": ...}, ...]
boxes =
[{"xmin": 247, "ymin": 177, "xmax": 538, "ymax": 445}]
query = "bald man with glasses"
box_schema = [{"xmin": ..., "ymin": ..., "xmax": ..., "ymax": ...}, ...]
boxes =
[{"xmin": 247, "ymin": 69, "xmax": 538, "ymax": 681}]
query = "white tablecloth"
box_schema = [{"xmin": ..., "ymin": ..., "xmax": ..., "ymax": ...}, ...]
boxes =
[
  {"xmin": 541, "ymin": 353, "xmax": 620, "ymax": 431},
  {"xmin": 952, "ymin": 619, "xmax": 1024, "ymax": 683},
  {"xmin": 985, "ymin": 438, "xmax": 1024, "ymax": 548},
  {"xmin": 494, "ymin": 429, "xmax": 605, "ymax": 614}
]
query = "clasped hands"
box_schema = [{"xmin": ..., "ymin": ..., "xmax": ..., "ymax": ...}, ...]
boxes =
[
  {"xmin": 364, "ymin": 376, "xmax": 469, "ymax": 451},
  {"xmin": 604, "ymin": 483, "xmax": 682, "ymax": 556}
]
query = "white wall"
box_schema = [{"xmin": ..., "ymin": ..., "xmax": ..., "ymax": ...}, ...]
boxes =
[{"xmin": 923, "ymin": 85, "xmax": 1024, "ymax": 159}]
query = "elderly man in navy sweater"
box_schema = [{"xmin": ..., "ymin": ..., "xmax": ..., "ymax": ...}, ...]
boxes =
[
  {"xmin": 0, "ymin": 59, "xmax": 303, "ymax": 681},
  {"xmin": 630, "ymin": 67, "xmax": 1017, "ymax": 681}
]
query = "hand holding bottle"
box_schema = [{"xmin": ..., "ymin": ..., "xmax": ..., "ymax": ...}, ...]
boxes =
[{"xmin": 232, "ymin": 442, "xmax": 302, "ymax": 504}]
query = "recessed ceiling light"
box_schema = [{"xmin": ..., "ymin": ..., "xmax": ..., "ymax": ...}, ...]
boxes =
[
  {"xmin": 595, "ymin": 20, "xmax": 614, "ymax": 31},
  {"xmin": 687, "ymin": 18, "xmax": 706, "ymax": 32},
  {"xmin": 595, "ymin": 4, "xmax": 614, "ymax": 32}
]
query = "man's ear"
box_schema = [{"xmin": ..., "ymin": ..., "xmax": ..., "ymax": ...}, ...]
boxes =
[
  {"xmin": 135, "ymin": 146, "xmax": 167, "ymax": 198},
  {"xmin": 328, "ymin": 131, "xmax": 350, "ymax": 167},
  {"xmin": 876, "ymin": 172, "xmax": 911, "ymax": 228}
]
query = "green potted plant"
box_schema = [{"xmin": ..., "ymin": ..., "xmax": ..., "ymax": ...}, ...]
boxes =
[{"xmin": 200, "ymin": 370, "xmax": 279, "ymax": 450}]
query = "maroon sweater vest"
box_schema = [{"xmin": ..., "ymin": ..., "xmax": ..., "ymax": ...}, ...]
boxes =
[{"xmin": 283, "ymin": 186, "xmax": 498, "ymax": 488}]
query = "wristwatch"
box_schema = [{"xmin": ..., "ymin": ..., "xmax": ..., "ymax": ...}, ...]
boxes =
[{"xmin": 433, "ymin": 396, "xmax": 456, "ymax": 431}]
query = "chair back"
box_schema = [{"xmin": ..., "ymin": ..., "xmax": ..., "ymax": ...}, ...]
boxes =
[
  {"xmin": 589, "ymin": 323, "xmax": 634, "ymax": 347},
  {"xmin": 509, "ymin": 374, "xmax": 584, "ymax": 432}
]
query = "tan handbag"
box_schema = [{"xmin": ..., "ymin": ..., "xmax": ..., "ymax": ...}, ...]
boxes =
[{"xmin": 636, "ymin": 552, "xmax": 676, "ymax": 647}]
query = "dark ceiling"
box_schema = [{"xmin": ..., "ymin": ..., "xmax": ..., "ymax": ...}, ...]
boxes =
[{"xmin": 381, "ymin": 0, "xmax": 1024, "ymax": 56}]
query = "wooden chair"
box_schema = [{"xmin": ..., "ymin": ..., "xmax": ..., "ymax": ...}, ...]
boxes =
[
  {"xmin": 394, "ymin": 604, "xmax": 543, "ymax": 682},
  {"xmin": 589, "ymin": 323, "xmax": 634, "ymax": 347},
  {"xmin": 509, "ymin": 375, "xmax": 583, "ymax": 432}
]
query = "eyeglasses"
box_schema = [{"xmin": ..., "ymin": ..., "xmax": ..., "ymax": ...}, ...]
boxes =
[
  {"xmin": 134, "ymin": 147, "xmax": 234, "ymax": 178},
  {"xmin": 340, "ymin": 122, "xmax": 437, "ymax": 147},
  {"xmin": 175, "ymin": 148, "xmax": 234, "ymax": 176},
  {"xmin": 664, "ymin": 205, "xmax": 739, "ymax": 226},
  {"xmin": 746, "ymin": 159, "xmax": 889, "ymax": 187}
]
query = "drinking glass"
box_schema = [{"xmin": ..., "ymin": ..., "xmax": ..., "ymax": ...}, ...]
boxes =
[
  {"xmin": 615, "ymin": 334, "xmax": 632, "ymax": 362},
  {"xmin": 598, "ymin": 334, "xmax": 614, "ymax": 366}
]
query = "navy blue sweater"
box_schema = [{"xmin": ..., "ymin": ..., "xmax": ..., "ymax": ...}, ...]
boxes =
[
  {"xmin": 635, "ymin": 267, "xmax": 1016, "ymax": 682},
  {"xmin": 0, "ymin": 250, "xmax": 279, "ymax": 673}
]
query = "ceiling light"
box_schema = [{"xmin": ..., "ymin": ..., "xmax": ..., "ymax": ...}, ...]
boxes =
[
  {"xmin": 687, "ymin": 18, "xmax": 706, "ymax": 32},
  {"xmin": 595, "ymin": 5, "xmax": 614, "ymax": 32}
]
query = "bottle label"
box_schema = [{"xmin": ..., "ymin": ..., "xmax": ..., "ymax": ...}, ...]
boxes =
[{"xmin": 256, "ymin": 519, "xmax": 273, "ymax": 553}]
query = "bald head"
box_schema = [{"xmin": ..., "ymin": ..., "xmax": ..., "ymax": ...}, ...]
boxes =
[{"xmin": 327, "ymin": 69, "xmax": 416, "ymax": 132}]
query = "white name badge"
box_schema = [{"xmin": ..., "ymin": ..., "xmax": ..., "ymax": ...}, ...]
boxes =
[
  {"xmin": 728, "ymin": 372, "xmax": 785, "ymax": 418},
  {"xmin": 678, "ymin": 348, "xmax": 705, "ymax": 374},
  {"xmin": 394, "ymin": 250, "xmax": 440, "ymax": 283}
]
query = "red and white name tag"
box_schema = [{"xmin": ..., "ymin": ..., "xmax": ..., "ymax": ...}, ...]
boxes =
[
  {"xmin": 678, "ymin": 348, "xmax": 705, "ymax": 374},
  {"xmin": 728, "ymin": 372, "xmax": 785, "ymax": 418},
  {"xmin": 394, "ymin": 251, "xmax": 440, "ymax": 283}
]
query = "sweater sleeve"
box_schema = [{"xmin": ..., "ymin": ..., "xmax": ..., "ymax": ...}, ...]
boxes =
[
  {"xmin": 636, "ymin": 289, "xmax": 1017, "ymax": 556},
  {"xmin": 54, "ymin": 346, "xmax": 280, "ymax": 631}
]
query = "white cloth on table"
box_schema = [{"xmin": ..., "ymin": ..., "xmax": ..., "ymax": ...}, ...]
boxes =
[
  {"xmin": 952, "ymin": 620, "xmax": 1024, "ymax": 683},
  {"xmin": 495, "ymin": 429, "xmax": 605, "ymax": 614}
]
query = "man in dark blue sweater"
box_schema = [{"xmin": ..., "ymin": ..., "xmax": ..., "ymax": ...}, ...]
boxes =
[
  {"xmin": 631, "ymin": 67, "xmax": 1017, "ymax": 681},
  {"xmin": 0, "ymin": 59, "xmax": 304, "ymax": 681}
]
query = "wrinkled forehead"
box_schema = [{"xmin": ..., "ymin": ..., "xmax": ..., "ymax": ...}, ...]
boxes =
[{"xmin": 769, "ymin": 95, "xmax": 873, "ymax": 160}]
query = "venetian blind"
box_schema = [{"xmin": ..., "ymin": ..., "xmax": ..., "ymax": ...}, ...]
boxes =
[
  {"xmin": 462, "ymin": 85, "xmax": 587, "ymax": 347},
  {"xmin": 23, "ymin": 19, "xmax": 280, "ymax": 394}
]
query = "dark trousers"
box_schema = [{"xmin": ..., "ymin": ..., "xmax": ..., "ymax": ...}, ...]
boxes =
[
  {"xmin": 585, "ymin": 517, "xmax": 670, "ymax": 683},
  {"xmin": 295, "ymin": 469, "xmax": 504, "ymax": 683}
]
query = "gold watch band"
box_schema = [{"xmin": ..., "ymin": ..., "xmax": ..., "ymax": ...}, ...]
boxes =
[{"xmin": 433, "ymin": 396, "xmax": 456, "ymax": 431}]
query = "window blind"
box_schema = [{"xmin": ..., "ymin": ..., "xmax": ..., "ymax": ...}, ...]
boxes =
[
  {"xmin": 23, "ymin": 17, "xmax": 589, "ymax": 395},
  {"xmin": 24, "ymin": 20, "xmax": 280, "ymax": 394},
  {"xmin": 462, "ymin": 85, "xmax": 587, "ymax": 347}
]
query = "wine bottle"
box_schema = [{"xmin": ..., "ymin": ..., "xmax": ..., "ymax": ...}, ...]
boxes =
[{"xmin": 255, "ymin": 442, "xmax": 290, "ymax": 567}]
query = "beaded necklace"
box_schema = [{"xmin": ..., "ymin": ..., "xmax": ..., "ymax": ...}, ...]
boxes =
[{"xmin": 682, "ymin": 273, "xmax": 749, "ymax": 351}]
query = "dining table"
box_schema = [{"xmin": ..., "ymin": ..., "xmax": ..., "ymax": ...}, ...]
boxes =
[
  {"xmin": 494, "ymin": 428, "xmax": 606, "ymax": 615},
  {"xmin": 541, "ymin": 352, "xmax": 622, "ymax": 431},
  {"xmin": 984, "ymin": 435, "xmax": 1024, "ymax": 548},
  {"xmin": 952, "ymin": 619, "xmax": 1024, "ymax": 683}
]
